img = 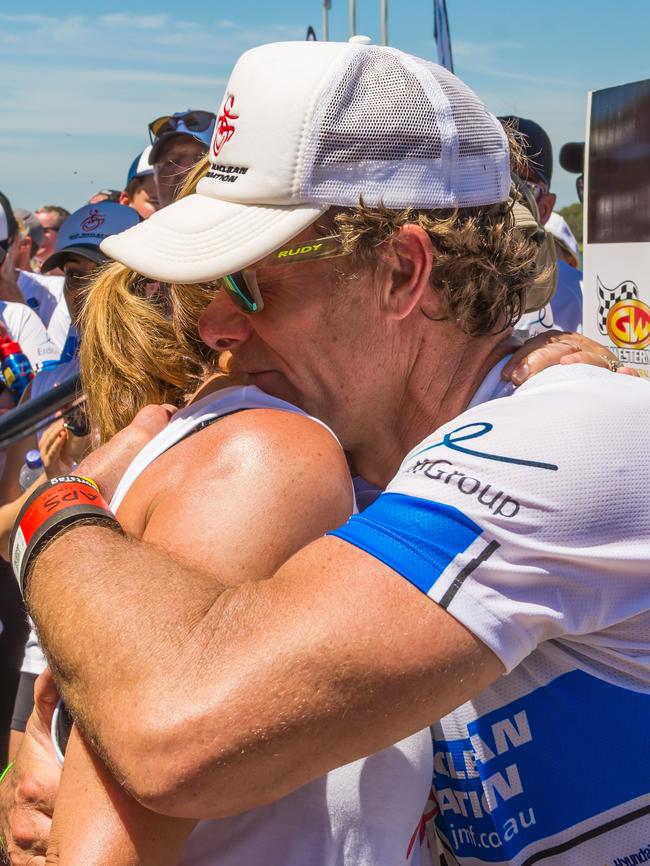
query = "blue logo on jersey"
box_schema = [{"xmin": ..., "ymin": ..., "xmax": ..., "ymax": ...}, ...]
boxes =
[
  {"xmin": 433, "ymin": 669, "xmax": 650, "ymax": 861},
  {"xmin": 412, "ymin": 423, "xmax": 558, "ymax": 471},
  {"xmin": 26, "ymin": 297, "xmax": 39, "ymax": 309}
]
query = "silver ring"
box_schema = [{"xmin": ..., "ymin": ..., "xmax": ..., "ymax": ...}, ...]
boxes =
[{"xmin": 600, "ymin": 354, "xmax": 623, "ymax": 372}]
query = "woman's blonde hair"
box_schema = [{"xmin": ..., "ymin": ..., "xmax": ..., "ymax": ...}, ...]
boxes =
[{"xmin": 80, "ymin": 153, "xmax": 217, "ymax": 442}]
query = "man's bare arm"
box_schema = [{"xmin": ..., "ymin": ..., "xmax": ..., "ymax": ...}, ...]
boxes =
[{"xmin": 30, "ymin": 521, "xmax": 501, "ymax": 820}]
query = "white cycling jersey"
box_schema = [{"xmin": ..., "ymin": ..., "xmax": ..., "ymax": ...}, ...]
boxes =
[
  {"xmin": 111, "ymin": 383, "xmax": 433, "ymax": 866},
  {"xmin": 331, "ymin": 361, "xmax": 650, "ymax": 866}
]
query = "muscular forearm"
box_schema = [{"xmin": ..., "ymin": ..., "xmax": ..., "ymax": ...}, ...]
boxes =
[
  {"xmin": 28, "ymin": 525, "xmax": 227, "ymax": 765},
  {"xmin": 29, "ymin": 523, "xmax": 501, "ymax": 822},
  {"xmin": 48, "ymin": 727, "xmax": 196, "ymax": 866}
]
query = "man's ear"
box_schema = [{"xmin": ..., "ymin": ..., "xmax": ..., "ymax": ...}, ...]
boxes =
[
  {"xmin": 119, "ymin": 190, "xmax": 131, "ymax": 207},
  {"xmin": 376, "ymin": 224, "xmax": 442, "ymax": 320}
]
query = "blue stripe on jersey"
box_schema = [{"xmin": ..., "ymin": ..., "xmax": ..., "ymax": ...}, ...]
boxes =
[{"xmin": 328, "ymin": 492, "xmax": 482, "ymax": 594}]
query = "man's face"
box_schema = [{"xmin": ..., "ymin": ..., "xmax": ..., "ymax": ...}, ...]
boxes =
[
  {"xmin": 153, "ymin": 136, "xmax": 206, "ymax": 207},
  {"xmin": 130, "ymin": 175, "xmax": 159, "ymax": 220},
  {"xmin": 13, "ymin": 236, "xmax": 33, "ymax": 272},
  {"xmin": 197, "ymin": 224, "xmax": 403, "ymax": 452},
  {"xmin": 62, "ymin": 254, "xmax": 98, "ymax": 326},
  {"xmin": 35, "ymin": 211, "xmax": 60, "ymax": 263},
  {"xmin": 519, "ymin": 168, "xmax": 556, "ymax": 226}
]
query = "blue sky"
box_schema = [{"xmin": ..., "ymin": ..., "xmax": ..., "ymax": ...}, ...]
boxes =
[{"xmin": 1, "ymin": 0, "xmax": 648, "ymax": 211}]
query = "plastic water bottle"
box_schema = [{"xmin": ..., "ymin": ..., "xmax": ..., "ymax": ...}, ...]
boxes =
[
  {"xmin": 19, "ymin": 449, "xmax": 43, "ymax": 492},
  {"xmin": 0, "ymin": 340, "xmax": 34, "ymax": 401}
]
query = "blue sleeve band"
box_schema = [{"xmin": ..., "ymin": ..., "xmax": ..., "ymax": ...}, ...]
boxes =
[{"xmin": 328, "ymin": 492, "xmax": 483, "ymax": 595}]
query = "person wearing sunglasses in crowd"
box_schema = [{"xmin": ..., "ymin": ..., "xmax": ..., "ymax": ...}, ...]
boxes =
[
  {"xmin": 12, "ymin": 209, "xmax": 69, "ymax": 330},
  {"xmin": 6, "ymin": 41, "xmax": 650, "ymax": 866},
  {"xmin": 148, "ymin": 109, "xmax": 216, "ymax": 207},
  {"xmin": 499, "ymin": 117, "xmax": 583, "ymax": 337}
]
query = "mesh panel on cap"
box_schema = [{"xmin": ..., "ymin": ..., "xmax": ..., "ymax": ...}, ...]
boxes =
[{"xmin": 300, "ymin": 46, "xmax": 510, "ymax": 209}]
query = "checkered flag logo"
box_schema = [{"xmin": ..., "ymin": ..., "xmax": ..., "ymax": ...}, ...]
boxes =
[{"xmin": 597, "ymin": 277, "xmax": 638, "ymax": 335}]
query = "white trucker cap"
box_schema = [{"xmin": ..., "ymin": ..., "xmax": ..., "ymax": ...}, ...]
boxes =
[{"xmin": 101, "ymin": 40, "xmax": 510, "ymax": 283}]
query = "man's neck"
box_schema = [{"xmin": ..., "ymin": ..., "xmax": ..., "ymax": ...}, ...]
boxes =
[{"xmin": 350, "ymin": 332, "xmax": 517, "ymax": 488}]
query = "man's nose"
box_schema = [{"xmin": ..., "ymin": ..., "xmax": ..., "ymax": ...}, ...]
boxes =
[{"xmin": 199, "ymin": 291, "xmax": 254, "ymax": 352}]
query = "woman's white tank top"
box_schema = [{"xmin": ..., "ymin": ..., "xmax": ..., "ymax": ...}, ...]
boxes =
[{"xmin": 109, "ymin": 384, "xmax": 433, "ymax": 866}]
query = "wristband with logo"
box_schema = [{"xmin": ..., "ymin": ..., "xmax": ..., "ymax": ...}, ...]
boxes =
[{"xmin": 10, "ymin": 475, "xmax": 119, "ymax": 595}]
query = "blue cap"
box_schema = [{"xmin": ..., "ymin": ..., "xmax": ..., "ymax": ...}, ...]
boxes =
[
  {"xmin": 41, "ymin": 202, "xmax": 140, "ymax": 272},
  {"xmin": 126, "ymin": 146, "xmax": 154, "ymax": 186},
  {"xmin": 149, "ymin": 111, "xmax": 215, "ymax": 164}
]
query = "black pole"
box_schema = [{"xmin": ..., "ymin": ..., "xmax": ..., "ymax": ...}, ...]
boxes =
[{"xmin": 0, "ymin": 374, "xmax": 82, "ymax": 447}]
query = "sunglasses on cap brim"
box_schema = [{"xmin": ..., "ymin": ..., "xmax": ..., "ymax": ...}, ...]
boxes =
[
  {"xmin": 220, "ymin": 235, "xmax": 350, "ymax": 314},
  {"xmin": 148, "ymin": 111, "xmax": 216, "ymax": 143}
]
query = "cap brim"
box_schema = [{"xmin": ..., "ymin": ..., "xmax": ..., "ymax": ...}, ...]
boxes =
[
  {"xmin": 41, "ymin": 245, "xmax": 108, "ymax": 273},
  {"xmin": 100, "ymin": 194, "xmax": 328, "ymax": 283}
]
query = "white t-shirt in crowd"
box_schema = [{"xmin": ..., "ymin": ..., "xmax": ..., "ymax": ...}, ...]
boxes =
[
  {"xmin": 111, "ymin": 384, "xmax": 434, "ymax": 866},
  {"xmin": 16, "ymin": 271, "xmax": 65, "ymax": 328},
  {"xmin": 332, "ymin": 361, "xmax": 650, "ymax": 865},
  {"xmin": 45, "ymin": 297, "xmax": 72, "ymax": 353},
  {"xmin": 0, "ymin": 301, "xmax": 60, "ymax": 370}
]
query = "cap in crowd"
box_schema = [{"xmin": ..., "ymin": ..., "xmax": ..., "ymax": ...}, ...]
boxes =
[{"xmin": 42, "ymin": 202, "xmax": 140, "ymax": 273}]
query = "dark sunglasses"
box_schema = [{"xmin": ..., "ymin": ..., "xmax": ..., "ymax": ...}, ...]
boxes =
[
  {"xmin": 524, "ymin": 180, "xmax": 548, "ymax": 204},
  {"xmin": 148, "ymin": 111, "xmax": 216, "ymax": 143}
]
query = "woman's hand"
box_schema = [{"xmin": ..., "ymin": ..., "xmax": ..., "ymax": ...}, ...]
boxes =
[
  {"xmin": 39, "ymin": 417, "xmax": 92, "ymax": 479},
  {"xmin": 74, "ymin": 404, "xmax": 175, "ymax": 502},
  {"xmin": 503, "ymin": 331, "xmax": 641, "ymax": 385},
  {"xmin": 0, "ymin": 671, "xmax": 61, "ymax": 866}
]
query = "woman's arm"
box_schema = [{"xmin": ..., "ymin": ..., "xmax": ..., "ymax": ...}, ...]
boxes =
[
  {"xmin": 46, "ymin": 729, "xmax": 195, "ymax": 866},
  {"xmin": 0, "ymin": 474, "xmax": 44, "ymax": 559}
]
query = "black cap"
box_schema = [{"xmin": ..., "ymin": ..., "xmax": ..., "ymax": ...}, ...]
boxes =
[
  {"xmin": 498, "ymin": 116, "xmax": 553, "ymax": 187},
  {"xmin": 559, "ymin": 141, "xmax": 584, "ymax": 175},
  {"xmin": 0, "ymin": 191, "xmax": 18, "ymax": 243},
  {"xmin": 41, "ymin": 245, "xmax": 109, "ymax": 274}
]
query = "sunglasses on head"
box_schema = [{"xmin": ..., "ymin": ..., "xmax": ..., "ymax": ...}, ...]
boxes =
[
  {"xmin": 220, "ymin": 235, "xmax": 350, "ymax": 314},
  {"xmin": 148, "ymin": 111, "xmax": 216, "ymax": 143}
]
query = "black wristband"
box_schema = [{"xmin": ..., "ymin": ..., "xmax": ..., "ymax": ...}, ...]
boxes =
[{"xmin": 10, "ymin": 475, "xmax": 120, "ymax": 596}]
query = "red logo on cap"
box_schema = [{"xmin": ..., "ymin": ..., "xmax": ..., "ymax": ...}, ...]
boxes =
[
  {"xmin": 213, "ymin": 95, "xmax": 238, "ymax": 158},
  {"xmin": 81, "ymin": 208, "xmax": 105, "ymax": 232}
]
